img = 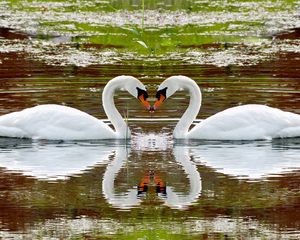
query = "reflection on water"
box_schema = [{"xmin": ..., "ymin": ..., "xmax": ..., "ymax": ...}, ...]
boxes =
[
  {"xmin": 0, "ymin": 138, "xmax": 114, "ymax": 180},
  {"xmin": 0, "ymin": 135, "xmax": 299, "ymax": 238},
  {"xmin": 102, "ymin": 146, "xmax": 142, "ymax": 209},
  {"xmin": 103, "ymin": 142, "xmax": 201, "ymax": 210},
  {"xmin": 1, "ymin": 1, "xmax": 300, "ymax": 237},
  {"xmin": 0, "ymin": 137, "xmax": 201, "ymax": 210},
  {"xmin": 189, "ymin": 139, "xmax": 300, "ymax": 180}
]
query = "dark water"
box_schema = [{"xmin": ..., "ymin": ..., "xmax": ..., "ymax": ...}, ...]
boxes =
[{"xmin": 1, "ymin": 1, "xmax": 300, "ymax": 238}]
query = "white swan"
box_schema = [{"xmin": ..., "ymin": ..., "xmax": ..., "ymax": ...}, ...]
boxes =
[
  {"xmin": 0, "ymin": 76, "xmax": 150, "ymax": 140},
  {"xmin": 153, "ymin": 75, "xmax": 300, "ymax": 140}
]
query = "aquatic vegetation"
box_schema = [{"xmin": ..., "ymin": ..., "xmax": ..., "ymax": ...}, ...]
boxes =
[{"xmin": 0, "ymin": 0, "xmax": 300, "ymax": 67}]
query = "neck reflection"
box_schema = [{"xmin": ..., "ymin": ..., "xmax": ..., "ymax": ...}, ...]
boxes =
[
  {"xmin": 0, "ymin": 138, "xmax": 203, "ymax": 210},
  {"xmin": 1, "ymin": 137, "xmax": 299, "ymax": 210},
  {"xmin": 102, "ymin": 144, "xmax": 202, "ymax": 210}
]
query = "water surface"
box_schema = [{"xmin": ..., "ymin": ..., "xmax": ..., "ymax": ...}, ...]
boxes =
[{"xmin": 0, "ymin": 0, "xmax": 300, "ymax": 239}]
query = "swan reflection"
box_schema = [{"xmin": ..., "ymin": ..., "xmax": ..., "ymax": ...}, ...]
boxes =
[
  {"xmin": 1, "ymin": 137, "xmax": 299, "ymax": 209},
  {"xmin": 164, "ymin": 145, "xmax": 201, "ymax": 209},
  {"xmin": 188, "ymin": 139, "xmax": 300, "ymax": 179},
  {"xmin": 0, "ymin": 138, "xmax": 116, "ymax": 180},
  {"xmin": 102, "ymin": 143, "xmax": 202, "ymax": 210},
  {"xmin": 0, "ymin": 137, "xmax": 202, "ymax": 210},
  {"xmin": 102, "ymin": 147, "xmax": 142, "ymax": 209}
]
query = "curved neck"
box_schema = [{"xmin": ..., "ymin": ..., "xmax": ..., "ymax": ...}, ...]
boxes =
[
  {"xmin": 102, "ymin": 77, "xmax": 130, "ymax": 138},
  {"xmin": 174, "ymin": 78, "xmax": 202, "ymax": 138}
]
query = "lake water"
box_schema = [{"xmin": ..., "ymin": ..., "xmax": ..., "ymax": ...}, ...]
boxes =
[{"xmin": 1, "ymin": 0, "xmax": 300, "ymax": 239}]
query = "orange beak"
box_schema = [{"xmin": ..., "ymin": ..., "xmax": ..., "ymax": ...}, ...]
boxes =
[
  {"xmin": 153, "ymin": 94, "xmax": 166, "ymax": 111},
  {"xmin": 138, "ymin": 94, "xmax": 151, "ymax": 110}
]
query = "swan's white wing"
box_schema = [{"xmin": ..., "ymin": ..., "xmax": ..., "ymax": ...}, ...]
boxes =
[
  {"xmin": 0, "ymin": 104, "xmax": 116, "ymax": 140},
  {"xmin": 188, "ymin": 104, "xmax": 300, "ymax": 140}
]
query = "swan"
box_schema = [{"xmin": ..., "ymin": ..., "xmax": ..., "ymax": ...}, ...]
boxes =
[
  {"xmin": 0, "ymin": 76, "xmax": 150, "ymax": 140},
  {"xmin": 153, "ymin": 75, "xmax": 300, "ymax": 140}
]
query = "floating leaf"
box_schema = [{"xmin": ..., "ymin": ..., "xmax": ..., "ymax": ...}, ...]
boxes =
[
  {"xmin": 121, "ymin": 27, "xmax": 141, "ymax": 36},
  {"xmin": 136, "ymin": 40, "xmax": 148, "ymax": 49}
]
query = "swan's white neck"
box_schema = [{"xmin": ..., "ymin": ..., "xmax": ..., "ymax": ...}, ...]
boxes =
[
  {"xmin": 173, "ymin": 77, "xmax": 202, "ymax": 138},
  {"xmin": 102, "ymin": 78, "xmax": 130, "ymax": 138}
]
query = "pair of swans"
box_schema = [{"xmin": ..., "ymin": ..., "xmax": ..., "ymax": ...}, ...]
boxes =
[{"xmin": 1, "ymin": 75, "xmax": 300, "ymax": 140}]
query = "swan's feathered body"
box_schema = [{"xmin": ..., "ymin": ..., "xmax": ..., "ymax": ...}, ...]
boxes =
[
  {"xmin": 0, "ymin": 76, "xmax": 149, "ymax": 140},
  {"xmin": 0, "ymin": 104, "xmax": 115, "ymax": 140},
  {"xmin": 188, "ymin": 104, "xmax": 300, "ymax": 140},
  {"xmin": 154, "ymin": 76, "xmax": 300, "ymax": 140}
]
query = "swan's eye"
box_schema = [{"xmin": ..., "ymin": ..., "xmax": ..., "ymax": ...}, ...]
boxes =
[
  {"xmin": 155, "ymin": 87, "xmax": 167, "ymax": 100},
  {"xmin": 136, "ymin": 87, "xmax": 149, "ymax": 99}
]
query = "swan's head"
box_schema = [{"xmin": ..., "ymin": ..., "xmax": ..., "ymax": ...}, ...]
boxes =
[
  {"xmin": 122, "ymin": 76, "xmax": 151, "ymax": 111},
  {"xmin": 152, "ymin": 76, "xmax": 185, "ymax": 111}
]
